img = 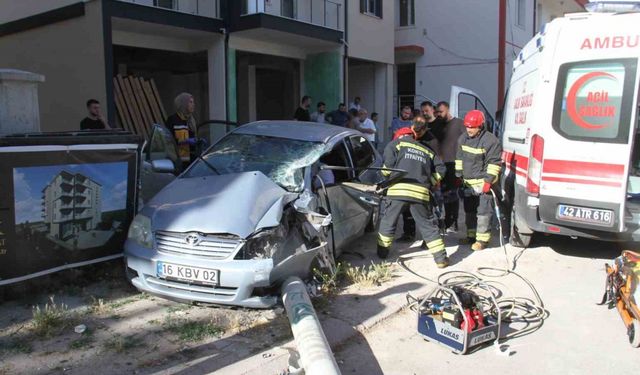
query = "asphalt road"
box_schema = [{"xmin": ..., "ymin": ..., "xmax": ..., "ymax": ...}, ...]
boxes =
[{"xmin": 334, "ymin": 234, "xmax": 638, "ymax": 375}]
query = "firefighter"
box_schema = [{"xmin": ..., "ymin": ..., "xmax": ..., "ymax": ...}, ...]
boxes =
[
  {"xmin": 455, "ymin": 110, "xmax": 503, "ymax": 251},
  {"xmin": 377, "ymin": 116, "xmax": 449, "ymax": 268}
]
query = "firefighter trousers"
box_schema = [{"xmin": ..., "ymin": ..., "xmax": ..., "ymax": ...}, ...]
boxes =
[
  {"xmin": 463, "ymin": 193, "xmax": 493, "ymax": 243},
  {"xmin": 377, "ymin": 199, "xmax": 447, "ymax": 262}
]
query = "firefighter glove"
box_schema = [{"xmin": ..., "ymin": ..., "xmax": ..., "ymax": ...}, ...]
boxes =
[{"xmin": 482, "ymin": 181, "xmax": 492, "ymax": 194}]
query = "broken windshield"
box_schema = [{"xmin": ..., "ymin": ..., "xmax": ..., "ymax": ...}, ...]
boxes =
[{"xmin": 184, "ymin": 134, "xmax": 326, "ymax": 192}]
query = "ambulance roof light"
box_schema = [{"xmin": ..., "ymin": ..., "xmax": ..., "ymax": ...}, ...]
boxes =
[{"xmin": 585, "ymin": 1, "xmax": 640, "ymax": 13}]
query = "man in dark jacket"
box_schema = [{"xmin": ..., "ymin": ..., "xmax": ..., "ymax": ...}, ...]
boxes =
[
  {"xmin": 455, "ymin": 110, "xmax": 502, "ymax": 251},
  {"xmin": 378, "ymin": 116, "xmax": 449, "ymax": 267},
  {"xmin": 293, "ymin": 96, "xmax": 311, "ymax": 121},
  {"xmin": 434, "ymin": 101, "xmax": 466, "ymax": 232}
]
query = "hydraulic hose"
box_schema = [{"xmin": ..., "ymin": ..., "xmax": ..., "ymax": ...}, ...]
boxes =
[{"xmin": 397, "ymin": 187, "xmax": 548, "ymax": 347}]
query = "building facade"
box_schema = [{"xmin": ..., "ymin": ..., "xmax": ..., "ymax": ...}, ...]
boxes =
[
  {"xmin": 42, "ymin": 171, "xmax": 102, "ymax": 240},
  {"xmin": 393, "ymin": 0, "xmax": 586, "ymax": 116},
  {"xmin": 0, "ymin": 0, "xmax": 397, "ymax": 141}
]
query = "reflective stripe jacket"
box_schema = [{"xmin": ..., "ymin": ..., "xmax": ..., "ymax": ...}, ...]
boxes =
[
  {"xmin": 455, "ymin": 130, "xmax": 503, "ymax": 187},
  {"xmin": 382, "ymin": 136, "xmax": 446, "ymax": 203}
]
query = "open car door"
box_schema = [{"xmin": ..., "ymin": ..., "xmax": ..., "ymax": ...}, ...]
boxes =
[
  {"xmin": 315, "ymin": 136, "xmax": 382, "ymax": 258},
  {"xmin": 450, "ymin": 85, "xmax": 496, "ymax": 135},
  {"xmin": 140, "ymin": 125, "xmax": 181, "ymax": 205}
]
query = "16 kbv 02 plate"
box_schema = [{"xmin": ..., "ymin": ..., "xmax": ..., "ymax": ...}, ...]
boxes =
[{"xmin": 156, "ymin": 262, "xmax": 219, "ymax": 286}]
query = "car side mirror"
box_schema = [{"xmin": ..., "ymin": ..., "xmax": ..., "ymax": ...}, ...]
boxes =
[{"xmin": 151, "ymin": 159, "xmax": 175, "ymax": 173}]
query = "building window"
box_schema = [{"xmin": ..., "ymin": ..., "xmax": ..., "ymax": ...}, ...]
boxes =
[
  {"xmin": 361, "ymin": 0, "xmax": 383, "ymax": 18},
  {"xmin": 516, "ymin": 0, "xmax": 526, "ymax": 28},
  {"xmin": 399, "ymin": 0, "xmax": 414, "ymax": 27},
  {"xmin": 155, "ymin": 0, "xmax": 175, "ymax": 10}
]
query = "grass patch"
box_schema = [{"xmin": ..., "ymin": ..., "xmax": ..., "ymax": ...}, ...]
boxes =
[
  {"xmin": 87, "ymin": 296, "xmax": 110, "ymax": 315},
  {"xmin": 313, "ymin": 262, "xmax": 348, "ymax": 295},
  {"xmin": 345, "ymin": 262, "xmax": 395, "ymax": 288},
  {"xmin": 109, "ymin": 293, "xmax": 146, "ymax": 309},
  {"xmin": 31, "ymin": 296, "xmax": 75, "ymax": 337},
  {"xmin": 104, "ymin": 334, "xmax": 144, "ymax": 353},
  {"xmin": 69, "ymin": 332, "xmax": 94, "ymax": 350},
  {"xmin": 0, "ymin": 339, "xmax": 33, "ymax": 355},
  {"xmin": 165, "ymin": 318, "xmax": 224, "ymax": 342},
  {"xmin": 314, "ymin": 261, "xmax": 396, "ymax": 292}
]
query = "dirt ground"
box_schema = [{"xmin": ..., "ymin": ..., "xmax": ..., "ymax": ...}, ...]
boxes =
[{"xmin": 0, "ymin": 261, "xmax": 293, "ymax": 375}]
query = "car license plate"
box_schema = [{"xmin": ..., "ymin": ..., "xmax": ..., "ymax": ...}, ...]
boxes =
[
  {"xmin": 557, "ymin": 204, "xmax": 614, "ymax": 227},
  {"xmin": 156, "ymin": 262, "xmax": 218, "ymax": 285}
]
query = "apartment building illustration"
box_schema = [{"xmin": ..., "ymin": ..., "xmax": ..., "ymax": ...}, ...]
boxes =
[{"xmin": 42, "ymin": 171, "xmax": 102, "ymax": 240}]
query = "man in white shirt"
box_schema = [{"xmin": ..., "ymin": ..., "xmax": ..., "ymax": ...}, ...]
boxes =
[
  {"xmin": 357, "ymin": 108, "xmax": 377, "ymax": 144},
  {"xmin": 310, "ymin": 101, "xmax": 327, "ymax": 123},
  {"xmin": 349, "ymin": 96, "xmax": 362, "ymax": 112}
]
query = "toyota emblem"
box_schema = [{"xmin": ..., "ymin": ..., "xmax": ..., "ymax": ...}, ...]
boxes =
[{"xmin": 185, "ymin": 234, "xmax": 200, "ymax": 246}]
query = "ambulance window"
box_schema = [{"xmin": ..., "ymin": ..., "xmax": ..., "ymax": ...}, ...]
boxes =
[{"xmin": 552, "ymin": 59, "xmax": 637, "ymax": 143}]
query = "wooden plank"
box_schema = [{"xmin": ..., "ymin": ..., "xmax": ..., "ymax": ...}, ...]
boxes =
[
  {"xmin": 116, "ymin": 75, "xmax": 140, "ymax": 135},
  {"xmin": 128, "ymin": 76, "xmax": 154, "ymax": 137},
  {"xmin": 150, "ymin": 78, "xmax": 167, "ymax": 121},
  {"xmin": 118, "ymin": 75, "xmax": 148, "ymax": 139},
  {"xmin": 113, "ymin": 77, "xmax": 134, "ymax": 132},
  {"xmin": 117, "ymin": 74, "xmax": 144, "ymax": 137},
  {"xmin": 140, "ymin": 78, "xmax": 164, "ymax": 125}
]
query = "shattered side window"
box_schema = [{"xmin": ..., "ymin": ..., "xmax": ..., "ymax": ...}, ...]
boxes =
[{"xmin": 184, "ymin": 134, "xmax": 325, "ymax": 192}]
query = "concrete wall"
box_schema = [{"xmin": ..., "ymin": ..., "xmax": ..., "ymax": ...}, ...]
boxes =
[
  {"xmin": 395, "ymin": 0, "xmax": 536, "ymax": 114},
  {"xmin": 304, "ymin": 51, "xmax": 342, "ymax": 112},
  {"xmin": 0, "ymin": 1, "xmax": 106, "ymax": 132},
  {"xmin": 0, "ymin": 0, "xmax": 81, "ymax": 23},
  {"xmin": 348, "ymin": 63, "xmax": 375, "ymax": 110},
  {"xmin": 347, "ymin": 0, "xmax": 394, "ymax": 64},
  {"xmin": 536, "ymin": 0, "xmax": 584, "ymax": 32}
]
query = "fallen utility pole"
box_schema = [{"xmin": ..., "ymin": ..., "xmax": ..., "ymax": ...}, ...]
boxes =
[{"xmin": 281, "ymin": 277, "xmax": 341, "ymax": 375}]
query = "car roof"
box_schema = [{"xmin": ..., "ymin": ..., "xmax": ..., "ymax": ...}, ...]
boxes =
[{"xmin": 232, "ymin": 121, "xmax": 358, "ymax": 144}]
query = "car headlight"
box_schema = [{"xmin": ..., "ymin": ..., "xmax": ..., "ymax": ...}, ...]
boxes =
[
  {"xmin": 238, "ymin": 224, "xmax": 288, "ymax": 260},
  {"xmin": 127, "ymin": 214, "xmax": 153, "ymax": 248}
]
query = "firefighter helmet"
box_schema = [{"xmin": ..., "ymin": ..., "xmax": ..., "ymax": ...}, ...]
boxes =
[
  {"xmin": 463, "ymin": 110, "xmax": 485, "ymax": 128},
  {"xmin": 393, "ymin": 127, "xmax": 415, "ymax": 140}
]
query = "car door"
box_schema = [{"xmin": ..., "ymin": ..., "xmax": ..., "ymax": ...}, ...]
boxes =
[
  {"xmin": 450, "ymin": 85, "xmax": 496, "ymax": 134},
  {"xmin": 317, "ymin": 136, "xmax": 380, "ymax": 257},
  {"xmin": 140, "ymin": 125, "xmax": 181, "ymax": 204}
]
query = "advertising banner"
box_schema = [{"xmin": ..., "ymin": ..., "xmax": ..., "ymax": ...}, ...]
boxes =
[{"xmin": 0, "ymin": 133, "xmax": 142, "ymax": 285}]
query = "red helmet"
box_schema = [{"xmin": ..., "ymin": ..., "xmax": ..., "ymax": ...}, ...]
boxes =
[
  {"xmin": 463, "ymin": 110, "xmax": 485, "ymax": 128},
  {"xmin": 393, "ymin": 127, "xmax": 415, "ymax": 140}
]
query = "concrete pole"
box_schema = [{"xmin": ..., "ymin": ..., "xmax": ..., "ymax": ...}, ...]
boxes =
[{"xmin": 281, "ymin": 277, "xmax": 341, "ymax": 375}]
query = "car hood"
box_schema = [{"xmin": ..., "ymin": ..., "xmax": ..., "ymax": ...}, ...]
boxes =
[{"xmin": 145, "ymin": 171, "xmax": 298, "ymax": 238}]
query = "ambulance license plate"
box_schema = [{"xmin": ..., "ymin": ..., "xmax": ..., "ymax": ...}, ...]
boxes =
[
  {"xmin": 557, "ymin": 205, "xmax": 613, "ymax": 227},
  {"xmin": 156, "ymin": 262, "xmax": 218, "ymax": 285}
]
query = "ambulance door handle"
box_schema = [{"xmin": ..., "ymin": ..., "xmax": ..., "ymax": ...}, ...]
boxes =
[{"xmin": 508, "ymin": 137, "xmax": 526, "ymax": 144}]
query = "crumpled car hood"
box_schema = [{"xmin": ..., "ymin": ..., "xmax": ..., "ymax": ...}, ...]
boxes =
[{"xmin": 145, "ymin": 171, "xmax": 298, "ymax": 238}]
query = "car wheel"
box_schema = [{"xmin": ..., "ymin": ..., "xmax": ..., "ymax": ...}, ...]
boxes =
[{"xmin": 509, "ymin": 205, "xmax": 533, "ymax": 248}]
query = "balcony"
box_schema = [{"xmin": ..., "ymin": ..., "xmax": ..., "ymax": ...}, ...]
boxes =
[
  {"xmin": 116, "ymin": 0, "xmax": 220, "ymax": 18},
  {"xmin": 242, "ymin": 0, "xmax": 342, "ymax": 30}
]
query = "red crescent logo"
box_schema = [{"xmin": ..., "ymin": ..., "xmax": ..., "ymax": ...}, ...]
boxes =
[{"xmin": 566, "ymin": 71, "xmax": 616, "ymax": 130}]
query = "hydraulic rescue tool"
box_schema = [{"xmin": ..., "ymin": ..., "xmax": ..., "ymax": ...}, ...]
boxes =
[
  {"xmin": 599, "ymin": 250, "xmax": 640, "ymax": 347},
  {"xmin": 416, "ymin": 281, "xmax": 501, "ymax": 354}
]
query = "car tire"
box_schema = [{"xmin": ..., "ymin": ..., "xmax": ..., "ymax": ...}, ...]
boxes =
[{"xmin": 509, "ymin": 205, "xmax": 533, "ymax": 248}]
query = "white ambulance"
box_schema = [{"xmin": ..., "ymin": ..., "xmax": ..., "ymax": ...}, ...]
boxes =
[{"xmin": 501, "ymin": 2, "xmax": 640, "ymax": 247}]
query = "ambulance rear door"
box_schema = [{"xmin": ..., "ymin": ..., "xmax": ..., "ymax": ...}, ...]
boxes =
[
  {"xmin": 450, "ymin": 86, "xmax": 496, "ymax": 134},
  {"xmin": 538, "ymin": 13, "xmax": 640, "ymax": 234}
]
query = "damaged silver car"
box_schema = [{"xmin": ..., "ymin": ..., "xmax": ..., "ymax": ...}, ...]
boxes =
[{"xmin": 125, "ymin": 121, "xmax": 381, "ymax": 308}]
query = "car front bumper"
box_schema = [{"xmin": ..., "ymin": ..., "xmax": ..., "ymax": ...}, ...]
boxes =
[{"xmin": 124, "ymin": 240, "xmax": 278, "ymax": 309}]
